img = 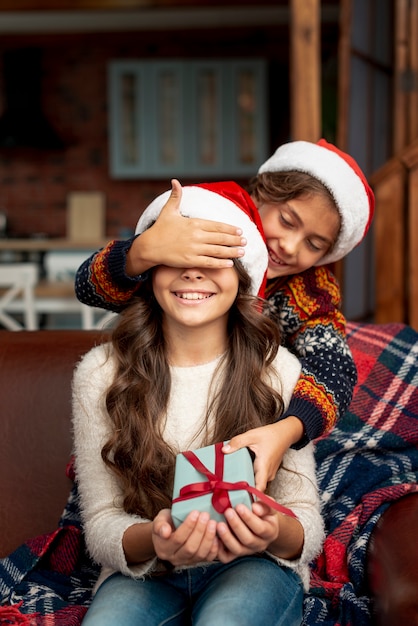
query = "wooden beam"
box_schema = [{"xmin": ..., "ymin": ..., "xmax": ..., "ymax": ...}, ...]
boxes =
[
  {"xmin": 289, "ymin": 0, "xmax": 321, "ymax": 141},
  {"xmin": 333, "ymin": 0, "xmax": 352, "ymax": 290},
  {"xmin": 394, "ymin": 0, "xmax": 410, "ymax": 153},
  {"xmin": 336, "ymin": 0, "xmax": 351, "ymax": 151},
  {"xmin": 0, "ymin": 0, "xmax": 155, "ymax": 8},
  {"xmin": 0, "ymin": 0, "xmax": 284, "ymax": 9}
]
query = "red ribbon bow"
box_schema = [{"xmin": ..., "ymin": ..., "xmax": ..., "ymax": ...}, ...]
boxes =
[{"xmin": 172, "ymin": 442, "xmax": 297, "ymax": 519}]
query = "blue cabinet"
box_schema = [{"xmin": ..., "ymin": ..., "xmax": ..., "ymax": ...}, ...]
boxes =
[{"xmin": 108, "ymin": 59, "xmax": 267, "ymax": 179}]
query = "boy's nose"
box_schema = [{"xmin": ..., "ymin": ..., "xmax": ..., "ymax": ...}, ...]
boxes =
[{"xmin": 280, "ymin": 235, "xmax": 299, "ymax": 257}]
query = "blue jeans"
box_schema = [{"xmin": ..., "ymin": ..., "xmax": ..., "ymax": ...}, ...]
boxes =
[{"xmin": 82, "ymin": 556, "xmax": 303, "ymax": 626}]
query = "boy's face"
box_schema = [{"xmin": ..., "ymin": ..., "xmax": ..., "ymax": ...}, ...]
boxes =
[{"xmin": 257, "ymin": 194, "xmax": 340, "ymax": 279}]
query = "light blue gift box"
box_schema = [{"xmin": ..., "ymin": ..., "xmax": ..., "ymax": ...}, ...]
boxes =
[{"xmin": 171, "ymin": 441, "xmax": 255, "ymax": 527}]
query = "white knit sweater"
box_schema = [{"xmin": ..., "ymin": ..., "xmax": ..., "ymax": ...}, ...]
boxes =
[{"xmin": 72, "ymin": 343, "xmax": 324, "ymax": 592}]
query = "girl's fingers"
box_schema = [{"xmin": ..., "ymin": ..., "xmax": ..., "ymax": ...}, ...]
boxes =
[{"xmin": 170, "ymin": 512, "xmax": 218, "ymax": 564}]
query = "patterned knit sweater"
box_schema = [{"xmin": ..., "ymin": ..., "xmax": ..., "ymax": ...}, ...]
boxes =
[{"xmin": 75, "ymin": 238, "xmax": 357, "ymax": 444}]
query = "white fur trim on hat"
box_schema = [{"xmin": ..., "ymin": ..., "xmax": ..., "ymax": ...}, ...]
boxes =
[
  {"xmin": 135, "ymin": 185, "xmax": 268, "ymax": 296},
  {"xmin": 258, "ymin": 140, "xmax": 373, "ymax": 265}
]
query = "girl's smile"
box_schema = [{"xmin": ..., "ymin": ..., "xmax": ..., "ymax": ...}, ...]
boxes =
[
  {"xmin": 173, "ymin": 290, "xmax": 215, "ymax": 301},
  {"xmin": 153, "ymin": 265, "xmax": 239, "ymax": 331}
]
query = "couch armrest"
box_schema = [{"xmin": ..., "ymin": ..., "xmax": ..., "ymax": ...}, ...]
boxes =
[
  {"xmin": 0, "ymin": 329, "xmax": 106, "ymax": 557},
  {"xmin": 367, "ymin": 493, "xmax": 418, "ymax": 625}
]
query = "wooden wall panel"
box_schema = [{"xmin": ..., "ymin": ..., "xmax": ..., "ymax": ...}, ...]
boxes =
[
  {"xmin": 408, "ymin": 169, "xmax": 418, "ymax": 330},
  {"xmin": 394, "ymin": 0, "xmax": 418, "ymax": 154},
  {"xmin": 408, "ymin": 0, "xmax": 418, "ymax": 143},
  {"xmin": 372, "ymin": 140, "xmax": 418, "ymax": 330},
  {"xmin": 402, "ymin": 142, "xmax": 418, "ymax": 330},
  {"xmin": 371, "ymin": 159, "xmax": 406, "ymax": 324}
]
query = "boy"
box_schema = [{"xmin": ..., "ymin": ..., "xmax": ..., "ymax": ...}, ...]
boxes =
[{"xmin": 75, "ymin": 139, "xmax": 374, "ymax": 489}]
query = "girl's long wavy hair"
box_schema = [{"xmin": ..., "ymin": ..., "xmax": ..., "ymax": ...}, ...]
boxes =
[{"xmin": 101, "ymin": 262, "xmax": 284, "ymax": 520}]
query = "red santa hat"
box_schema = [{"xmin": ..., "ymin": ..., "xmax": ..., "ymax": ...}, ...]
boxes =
[
  {"xmin": 135, "ymin": 181, "xmax": 268, "ymax": 297},
  {"xmin": 258, "ymin": 139, "xmax": 375, "ymax": 265}
]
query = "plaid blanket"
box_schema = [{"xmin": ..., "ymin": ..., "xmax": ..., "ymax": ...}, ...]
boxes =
[
  {"xmin": 1, "ymin": 322, "xmax": 417, "ymax": 625},
  {"xmin": 0, "ymin": 470, "xmax": 99, "ymax": 625},
  {"xmin": 303, "ymin": 322, "xmax": 418, "ymax": 625}
]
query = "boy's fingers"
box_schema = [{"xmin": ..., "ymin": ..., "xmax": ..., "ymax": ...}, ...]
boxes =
[
  {"xmin": 161, "ymin": 180, "xmax": 245, "ymax": 241},
  {"xmin": 222, "ymin": 433, "xmax": 251, "ymax": 454},
  {"xmin": 253, "ymin": 466, "xmax": 268, "ymax": 492},
  {"xmin": 169, "ymin": 178, "xmax": 182, "ymax": 200},
  {"xmin": 159, "ymin": 179, "xmax": 183, "ymax": 216}
]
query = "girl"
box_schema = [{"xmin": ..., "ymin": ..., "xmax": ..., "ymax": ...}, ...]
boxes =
[
  {"xmin": 72, "ymin": 181, "xmax": 324, "ymax": 626},
  {"xmin": 74, "ymin": 140, "xmax": 374, "ymax": 492}
]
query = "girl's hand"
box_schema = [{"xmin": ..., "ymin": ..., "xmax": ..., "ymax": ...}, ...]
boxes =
[
  {"xmin": 126, "ymin": 179, "xmax": 247, "ymax": 276},
  {"xmin": 152, "ymin": 508, "xmax": 219, "ymax": 567},
  {"xmin": 216, "ymin": 501, "xmax": 281, "ymax": 563},
  {"xmin": 222, "ymin": 417, "xmax": 304, "ymax": 491}
]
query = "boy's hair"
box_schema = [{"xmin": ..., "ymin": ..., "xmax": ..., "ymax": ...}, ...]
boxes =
[
  {"xmin": 248, "ymin": 170, "xmax": 336, "ymax": 208},
  {"xmin": 101, "ymin": 262, "xmax": 284, "ymax": 520}
]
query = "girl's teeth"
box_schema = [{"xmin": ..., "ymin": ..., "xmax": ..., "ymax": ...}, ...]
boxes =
[{"xmin": 178, "ymin": 292, "xmax": 210, "ymax": 300}]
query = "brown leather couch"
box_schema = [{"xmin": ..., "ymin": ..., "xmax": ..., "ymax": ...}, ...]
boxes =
[
  {"xmin": 0, "ymin": 329, "xmax": 105, "ymax": 557},
  {"xmin": 0, "ymin": 329, "xmax": 417, "ymax": 625}
]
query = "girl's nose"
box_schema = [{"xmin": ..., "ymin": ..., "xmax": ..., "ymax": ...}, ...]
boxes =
[{"xmin": 181, "ymin": 268, "xmax": 204, "ymax": 280}]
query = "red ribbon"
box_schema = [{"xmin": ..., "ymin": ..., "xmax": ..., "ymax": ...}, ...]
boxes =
[{"xmin": 172, "ymin": 442, "xmax": 297, "ymax": 519}]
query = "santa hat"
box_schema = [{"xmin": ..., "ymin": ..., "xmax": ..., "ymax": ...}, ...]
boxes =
[
  {"xmin": 258, "ymin": 139, "xmax": 375, "ymax": 265},
  {"xmin": 135, "ymin": 181, "xmax": 268, "ymax": 297}
]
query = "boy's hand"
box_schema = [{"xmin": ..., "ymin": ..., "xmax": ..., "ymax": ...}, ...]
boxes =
[
  {"xmin": 222, "ymin": 417, "xmax": 304, "ymax": 491},
  {"xmin": 152, "ymin": 508, "xmax": 218, "ymax": 567},
  {"xmin": 126, "ymin": 178, "xmax": 247, "ymax": 276}
]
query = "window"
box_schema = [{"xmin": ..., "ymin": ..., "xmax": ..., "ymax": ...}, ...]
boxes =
[{"xmin": 108, "ymin": 59, "xmax": 267, "ymax": 179}]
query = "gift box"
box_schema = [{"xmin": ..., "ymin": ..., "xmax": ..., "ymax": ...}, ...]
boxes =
[{"xmin": 171, "ymin": 441, "xmax": 255, "ymax": 527}]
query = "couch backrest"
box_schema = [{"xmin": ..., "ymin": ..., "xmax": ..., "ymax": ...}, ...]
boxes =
[{"xmin": 0, "ymin": 329, "xmax": 106, "ymax": 557}]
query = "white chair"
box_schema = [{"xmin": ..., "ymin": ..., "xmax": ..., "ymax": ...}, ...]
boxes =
[
  {"xmin": 0, "ymin": 253, "xmax": 117, "ymax": 331},
  {"xmin": 3, "ymin": 252, "xmax": 97, "ymax": 330},
  {"xmin": 39, "ymin": 251, "xmax": 117, "ymax": 330},
  {"xmin": 40, "ymin": 250, "xmax": 116, "ymax": 330},
  {"xmin": 81, "ymin": 307, "xmax": 118, "ymax": 330},
  {"xmin": 33, "ymin": 250, "xmax": 95, "ymax": 329},
  {"xmin": 0, "ymin": 263, "xmax": 38, "ymax": 331}
]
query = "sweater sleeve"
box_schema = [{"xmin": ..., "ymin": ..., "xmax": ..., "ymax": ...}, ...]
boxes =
[
  {"xmin": 71, "ymin": 345, "xmax": 158, "ymax": 581},
  {"xmin": 266, "ymin": 266, "xmax": 357, "ymax": 444},
  {"xmin": 74, "ymin": 237, "xmax": 147, "ymax": 312}
]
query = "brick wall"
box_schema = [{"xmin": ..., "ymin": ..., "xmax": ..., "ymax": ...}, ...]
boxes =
[
  {"xmin": 0, "ymin": 33, "xmax": 179, "ymax": 239},
  {"xmin": 0, "ymin": 23, "xmax": 336, "ymax": 239}
]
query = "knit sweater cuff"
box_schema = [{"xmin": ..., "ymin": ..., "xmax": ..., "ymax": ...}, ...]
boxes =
[
  {"xmin": 107, "ymin": 236, "xmax": 148, "ymax": 288},
  {"xmin": 280, "ymin": 397, "xmax": 324, "ymax": 449}
]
